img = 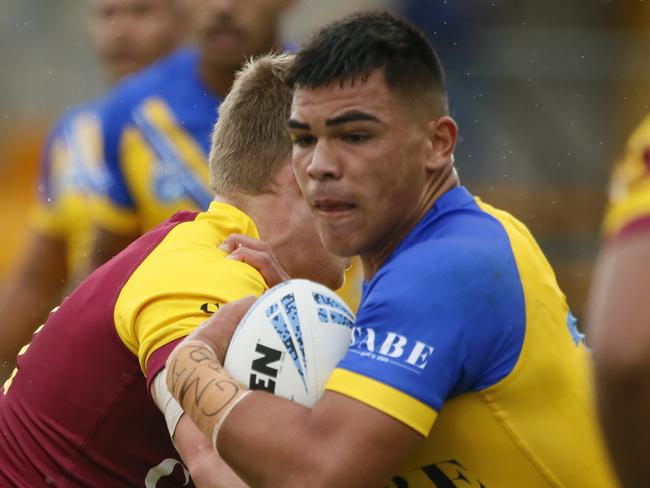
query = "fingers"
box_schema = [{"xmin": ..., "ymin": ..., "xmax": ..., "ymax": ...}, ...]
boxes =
[
  {"xmin": 228, "ymin": 247, "xmax": 290, "ymax": 287},
  {"xmin": 220, "ymin": 234, "xmax": 270, "ymax": 254},
  {"xmin": 220, "ymin": 235, "xmax": 290, "ymax": 287}
]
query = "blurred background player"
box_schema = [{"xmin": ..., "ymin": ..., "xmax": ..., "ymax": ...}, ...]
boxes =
[
  {"xmin": 588, "ymin": 115, "xmax": 650, "ymax": 487},
  {"xmin": 87, "ymin": 0, "xmax": 364, "ymax": 313},
  {"xmin": 0, "ymin": 0, "xmax": 186, "ymax": 380}
]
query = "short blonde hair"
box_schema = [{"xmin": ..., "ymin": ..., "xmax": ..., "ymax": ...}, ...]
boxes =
[{"xmin": 209, "ymin": 52, "xmax": 295, "ymax": 197}]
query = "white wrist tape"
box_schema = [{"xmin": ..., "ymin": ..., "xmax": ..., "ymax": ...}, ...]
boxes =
[{"xmin": 153, "ymin": 368, "xmax": 185, "ymax": 439}]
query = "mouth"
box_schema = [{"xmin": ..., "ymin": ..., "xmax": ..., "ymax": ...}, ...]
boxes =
[
  {"xmin": 204, "ymin": 24, "xmax": 244, "ymax": 51},
  {"xmin": 313, "ymin": 198, "xmax": 356, "ymax": 219}
]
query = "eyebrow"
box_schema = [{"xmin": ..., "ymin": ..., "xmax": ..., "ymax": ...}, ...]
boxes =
[
  {"xmin": 288, "ymin": 119, "xmax": 310, "ymax": 130},
  {"xmin": 326, "ymin": 110, "xmax": 380, "ymax": 126},
  {"xmin": 288, "ymin": 110, "xmax": 381, "ymax": 131}
]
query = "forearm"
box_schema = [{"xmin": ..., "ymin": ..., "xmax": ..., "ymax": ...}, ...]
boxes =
[
  {"xmin": 166, "ymin": 341, "xmax": 417, "ymax": 487},
  {"xmin": 166, "ymin": 342, "xmax": 342, "ymax": 486}
]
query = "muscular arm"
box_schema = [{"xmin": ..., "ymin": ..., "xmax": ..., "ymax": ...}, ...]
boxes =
[
  {"xmin": 150, "ymin": 376, "xmax": 249, "ymax": 488},
  {"xmin": 219, "ymin": 389, "xmax": 422, "ymax": 487},
  {"xmin": 166, "ymin": 302, "xmax": 423, "ymax": 488},
  {"xmin": 0, "ymin": 233, "xmax": 66, "ymax": 380},
  {"xmin": 589, "ymin": 232, "xmax": 650, "ymax": 487},
  {"xmin": 88, "ymin": 226, "xmax": 138, "ymax": 271},
  {"xmin": 174, "ymin": 415, "xmax": 250, "ymax": 488}
]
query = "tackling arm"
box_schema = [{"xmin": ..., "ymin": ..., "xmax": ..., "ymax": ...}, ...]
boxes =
[{"xmin": 150, "ymin": 376, "xmax": 250, "ymax": 488}]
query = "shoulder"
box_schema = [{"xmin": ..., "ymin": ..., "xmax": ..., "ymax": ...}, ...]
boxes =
[
  {"xmin": 98, "ymin": 47, "xmax": 198, "ymax": 129},
  {"xmin": 603, "ymin": 115, "xmax": 650, "ymax": 239},
  {"xmin": 45, "ymin": 99, "xmax": 101, "ymax": 144},
  {"xmin": 368, "ymin": 205, "xmax": 521, "ymax": 308}
]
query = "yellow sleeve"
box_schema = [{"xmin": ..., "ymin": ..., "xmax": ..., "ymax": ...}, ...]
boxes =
[
  {"xmin": 326, "ymin": 369, "xmax": 437, "ymax": 436},
  {"xmin": 114, "ymin": 225, "xmax": 268, "ymax": 375},
  {"xmin": 603, "ymin": 115, "xmax": 650, "ymax": 238}
]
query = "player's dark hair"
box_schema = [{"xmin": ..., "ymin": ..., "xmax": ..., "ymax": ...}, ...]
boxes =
[{"xmin": 288, "ymin": 11, "xmax": 448, "ymax": 113}]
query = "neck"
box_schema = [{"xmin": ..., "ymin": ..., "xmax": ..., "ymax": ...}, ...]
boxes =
[{"xmin": 361, "ymin": 166, "xmax": 459, "ymax": 279}]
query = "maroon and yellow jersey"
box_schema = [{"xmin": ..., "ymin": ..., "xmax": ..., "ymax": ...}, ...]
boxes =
[
  {"xmin": 603, "ymin": 115, "xmax": 650, "ymax": 239},
  {"xmin": 0, "ymin": 202, "xmax": 267, "ymax": 487}
]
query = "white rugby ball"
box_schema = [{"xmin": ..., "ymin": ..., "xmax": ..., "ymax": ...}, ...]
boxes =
[{"xmin": 224, "ymin": 279, "xmax": 355, "ymax": 407}]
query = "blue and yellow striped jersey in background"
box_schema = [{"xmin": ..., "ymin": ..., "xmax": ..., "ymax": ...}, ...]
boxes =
[
  {"xmin": 29, "ymin": 101, "xmax": 106, "ymax": 278},
  {"xmin": 91, "ymin": 48, "xmax": 219, "ymax": 236},
  {"xmin": 90, "ymin": 46, "xmax": 362, "ymax": 311},
  {"xmin": 327, "ymin": 186, "xmax": 617, "ymax": 487}
]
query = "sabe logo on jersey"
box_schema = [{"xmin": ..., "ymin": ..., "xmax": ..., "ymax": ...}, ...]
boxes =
[{"xmin": 350, "ymin": 326, "xmax": 434, "ymax": 373}]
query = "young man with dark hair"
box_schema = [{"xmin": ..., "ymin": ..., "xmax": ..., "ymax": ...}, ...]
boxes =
[{"xmin": 166, "ymin": 12, "xmax": 617, "ymax": 487}]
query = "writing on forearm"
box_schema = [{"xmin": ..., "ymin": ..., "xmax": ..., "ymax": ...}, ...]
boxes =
[{"xmin": 167, "ymin": 341, "xmax": 251, "ymax": 448}]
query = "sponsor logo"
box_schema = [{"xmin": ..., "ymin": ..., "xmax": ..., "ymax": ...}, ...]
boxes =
[
  {"xmin": 200, "ymin": 302, "xmax": 220, "ymax": 314},
  {"xmin": 389, "ymin": 459, "xmax": 487, "ymax": 488},
  {"xmin": 350, "ymin": 326, "xmax": 434, "ymax": 373},
  {"xmin": 249, "ymin": 343, "xmax": 282, "ymax": 393},
  {"xmin": 566, "ymin": 311, "xmax": 585, "ymax": 346}
]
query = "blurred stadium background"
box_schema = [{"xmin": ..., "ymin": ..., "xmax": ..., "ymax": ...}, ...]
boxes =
[{"xmin": 0, "ymin": 0, "xmax": 648, "ymax": 321}]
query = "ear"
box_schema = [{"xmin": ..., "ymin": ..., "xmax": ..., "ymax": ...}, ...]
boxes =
[{"xmin": 425, "ymin": 115, "xmax": 458, "ymax": 171}]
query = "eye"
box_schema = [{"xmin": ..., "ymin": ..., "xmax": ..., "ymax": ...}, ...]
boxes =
[
  {"xmin": 292, "ymin": 135, "xmax": 317, "ymax": 148},
  {"xmin": 342, "ymin": 133, "xmax": 370, "ymax": 144}
]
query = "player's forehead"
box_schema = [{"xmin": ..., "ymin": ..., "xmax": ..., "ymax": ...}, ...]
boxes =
[{"xmin": 290, "ymin": 70, "xmax": 402, "ymax": 128}]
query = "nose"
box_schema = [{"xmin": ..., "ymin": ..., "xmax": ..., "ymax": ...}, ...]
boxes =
[
  {"xmin": 307, "ymin": 141, "xmax": 341, "ymax": 181},
  {"xmin": 208, "ymin": 0, "xmax": 238, "ymax": 15}
]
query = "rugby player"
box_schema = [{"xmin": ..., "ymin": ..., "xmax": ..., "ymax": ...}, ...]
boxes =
[
  {"xmin": 0, "ymin": 53, "xmax": 347, "ymax": 487},
  {"xmin": 87, "ymin": 0, "xmax": 364, "ymax": 312},
  {"xmin": 589, "ymin": 116, "xmax": 650, "ymax": 487},
  {"xmin": 0, "ymin": 0, "xmax": 186, "ymax": 379},
  {"xmin": 166, "ymin": 12, "xmax": 618, "ymax": 487}
]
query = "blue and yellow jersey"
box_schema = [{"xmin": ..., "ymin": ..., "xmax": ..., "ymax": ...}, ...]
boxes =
[
  {"xmin": 90, "ymin": 47, "xmax": 220, "ymax": 236},
  {"xmin": 326, "ymin": 187, "xmax": 617, "ymax": 487},
  {"xmin": 29, "ymin": 102, "xmax": 106, "ymax": 277},
  {"xmin": 90, "ymin": 46, "xmax": 363, "ymax": 311},
  {"xmin": 603, "ymin": 115, "xmax": 650, "ymax": 240}
]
